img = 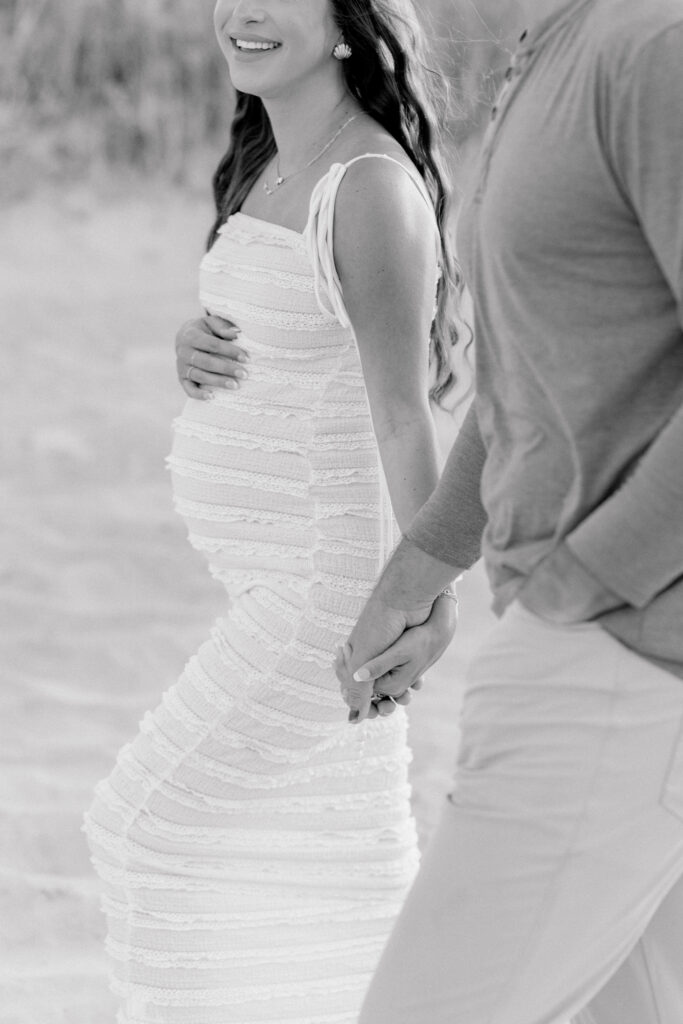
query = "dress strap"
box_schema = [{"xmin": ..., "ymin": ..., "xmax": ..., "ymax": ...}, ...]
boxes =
[{"xmin": 303, "ymin": 153, "xmax": 439, "ymax": 329}]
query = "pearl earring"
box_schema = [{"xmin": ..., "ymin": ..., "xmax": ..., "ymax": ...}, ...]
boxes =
[{"xmin": 333, "ymin": 41, "xmax": 352, "ymax": 60}]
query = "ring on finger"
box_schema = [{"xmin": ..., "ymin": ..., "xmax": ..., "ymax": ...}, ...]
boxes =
[{"xmin": 371, "ymin": 692, "xmax": 398, "ymax": 706}]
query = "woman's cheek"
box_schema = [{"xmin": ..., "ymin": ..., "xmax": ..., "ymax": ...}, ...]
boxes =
[{"xmin": 213, "ymin": 1, "xmax": 233, "ymax": 43}]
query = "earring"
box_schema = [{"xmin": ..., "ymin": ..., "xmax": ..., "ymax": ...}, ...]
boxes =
[{"xmin": 333, "ymin": 41, "xmax": 352, "ymax": 60}]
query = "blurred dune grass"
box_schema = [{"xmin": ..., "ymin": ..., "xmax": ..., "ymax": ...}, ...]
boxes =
[
  {"xmin": 1, "ymin": 0, "xmax": 231, "ymax": 191},
  {"xmin": 0, "ymin": 0, "xmax": 521, "ymax": 197}
]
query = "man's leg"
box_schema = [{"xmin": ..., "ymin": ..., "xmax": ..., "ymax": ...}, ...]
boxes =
[
  {"xmin": 359, "ymin": 603, "xmax": 683, "ymax": 1024},
  {"xmin": 574, "ymin": 873, "xmax": 683, "ymax": 1024}
]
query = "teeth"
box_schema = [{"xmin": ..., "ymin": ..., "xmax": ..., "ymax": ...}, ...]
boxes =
[{"xmin": 234, "ymin": 39, "xmax": 280, "ymax": 51}]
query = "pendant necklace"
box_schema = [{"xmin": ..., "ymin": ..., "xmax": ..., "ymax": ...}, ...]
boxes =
[{"xmin": 263, "ymin": 114, "xmax": 357, "ymax": 196}]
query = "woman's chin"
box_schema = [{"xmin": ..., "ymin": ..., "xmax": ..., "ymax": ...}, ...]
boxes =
[
  {"xmin": 228, "ymin": 75, "xmax": 285, "ymax": 103},
  {"xmin": 225, "ymin": 66, "xmax": 275, "ymax": 99}
]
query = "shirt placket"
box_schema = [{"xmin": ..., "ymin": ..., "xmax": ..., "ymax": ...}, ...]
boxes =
[{"xmin": 473, "ymin": 31, "xmax": 536, "ymax": 204}]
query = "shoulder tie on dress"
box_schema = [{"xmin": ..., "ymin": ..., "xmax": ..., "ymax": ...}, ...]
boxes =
[{"xmin": 303, "ymin": 153, "xmax": 439, "ymax": 329}]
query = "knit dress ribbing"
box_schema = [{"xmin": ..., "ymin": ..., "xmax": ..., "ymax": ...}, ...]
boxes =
[{"xmin": 83, "ymin": 157, "xmax": 427, "ymax": 1024}]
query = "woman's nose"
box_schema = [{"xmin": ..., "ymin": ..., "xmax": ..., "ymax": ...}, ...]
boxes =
[
  {"xmin": 231, "ymin": 0, "xmax": 266, "ymax": 22},
  {"xmin": 216, "ymin": 0, "xmax": 266, "ymax": 25}
]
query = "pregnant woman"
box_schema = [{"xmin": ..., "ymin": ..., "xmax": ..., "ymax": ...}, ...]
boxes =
[{"xmin": 84, "ymin": 1, "xmax": 462, "ymax": 1021}]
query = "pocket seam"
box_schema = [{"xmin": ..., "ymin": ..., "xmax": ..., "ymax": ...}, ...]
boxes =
[{"xmin": 660, "ymin": 710, "xmax": 683, "ymax": 824}]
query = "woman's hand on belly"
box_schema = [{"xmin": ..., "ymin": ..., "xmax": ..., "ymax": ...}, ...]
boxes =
[{"xmin": 176, "ymin": 315, "xmax": 250, "ymax": 399}]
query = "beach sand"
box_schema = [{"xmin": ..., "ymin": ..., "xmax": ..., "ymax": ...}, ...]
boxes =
[{"xmin": 0, "ymin": 188, "xmax": 496, "ymax": 1023}]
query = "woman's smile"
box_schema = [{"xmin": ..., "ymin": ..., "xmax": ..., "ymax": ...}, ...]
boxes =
[
  {"xmin": 214, "ymin": 0, "xmax": 339, "ymax": 94},
  {"xmin": 230, "ymin": 34, "xmax": 283, "ymax": 57}
]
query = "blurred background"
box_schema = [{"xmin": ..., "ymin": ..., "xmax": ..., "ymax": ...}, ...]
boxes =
[
  {"xmin": 1, "ymin": 2, "xmax": 521, "ymax": 1021},
  {"xmin": 2, "ymin": 0, "xmax": 521, "ymax": 194}
]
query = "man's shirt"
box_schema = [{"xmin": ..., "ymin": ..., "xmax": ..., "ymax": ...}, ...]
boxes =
[{"xmin": 409, "ymin": 0, "xmax": 683, "ymax": 677}]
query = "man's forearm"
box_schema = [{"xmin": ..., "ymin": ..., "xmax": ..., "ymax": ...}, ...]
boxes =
[
  {"xmin": 370, "ymin": 401, "xmax": 486, "ymax": 614},
  {"xmin": 373, "ymin": 536, "xmax": 464, "ymax": 615}
]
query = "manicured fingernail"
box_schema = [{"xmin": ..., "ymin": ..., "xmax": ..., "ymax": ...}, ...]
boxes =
[
  {"xmin": 348, "ymin": 710, "xmax": 360, "ymax": 723},
  {"xmin": 237, "ymin": 351, "xmax": 250, "ymax": 361},
  {"xmin": 235, "ymin": 368, "xmax": 247, "ymax": 379},
  {"xmin": 225, "ymin": 380, "xmax": 238, "ymax": 389},
  {"xmin": 353, "ymin": 667, "xmax": 371, "ymax": 683}
]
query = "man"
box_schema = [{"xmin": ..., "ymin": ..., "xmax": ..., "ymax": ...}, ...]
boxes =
[{"xmin": 337, "ymin": 0, "xmax": 683, "ymax": 1020}]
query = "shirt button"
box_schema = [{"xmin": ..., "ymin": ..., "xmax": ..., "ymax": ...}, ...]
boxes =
[{"xmin": 491, "ymin": 105, "xmax": 498, "ymax": 120}]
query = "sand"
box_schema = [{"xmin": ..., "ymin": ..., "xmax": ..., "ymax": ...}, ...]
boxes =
[{"xmin": 0, "ymin": 186, "xmax": 496, "ymax": 1023}]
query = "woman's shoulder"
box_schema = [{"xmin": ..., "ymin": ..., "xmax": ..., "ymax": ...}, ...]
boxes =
[
  {"xmin": 327, "ymin": 130, "xmax": 439, "ymax": 284},
  {"xmin": 329, "ymin": 140, "xmax": 435, "ymax": 245},
  {"xmin": 322, "ymin": 121, "xmax": 430, "ymax": 220},
  {"xmin": 332, "ymin": 120, "xmax": 423, "ymax": 185},
  {"xmin": 304, "ymin": 121, "xmax": 440, "ymax": 326}
]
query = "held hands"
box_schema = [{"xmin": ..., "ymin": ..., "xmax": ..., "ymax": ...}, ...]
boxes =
[
  {"xmin": 176, "ymin": 315, "xmax": 249, "ymax": 399},
  {"xmin": 335, "ymin": 590, "xmax": 458, "ymax": 724},
  {"xmin": 334, "ymin": 643, "xmax": 418, "ymax": 723}
]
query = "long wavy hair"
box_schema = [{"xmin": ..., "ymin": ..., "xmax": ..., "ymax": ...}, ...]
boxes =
[{"xmin": 208, "ymin": 0, "xmax": 464, "ymax": 403}]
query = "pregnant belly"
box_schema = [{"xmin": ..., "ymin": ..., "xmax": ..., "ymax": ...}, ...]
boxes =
[{"xmin": 167, "ymin": 390, "xmax": 316, "ymax": 596}]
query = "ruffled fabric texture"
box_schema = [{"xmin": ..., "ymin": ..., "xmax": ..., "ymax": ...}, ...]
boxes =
[{"xmin": 83, "ymin": 158, "xmax": 427, "ymax": 1024}]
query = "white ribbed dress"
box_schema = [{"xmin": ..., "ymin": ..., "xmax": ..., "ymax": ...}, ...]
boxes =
[{"xmin": 84, "ymin": 156, "xmax": 430, "ymax": 1024}]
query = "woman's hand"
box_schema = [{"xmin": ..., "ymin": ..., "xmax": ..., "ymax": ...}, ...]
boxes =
[
  {"xmin": 176, "ymin": 315, "xmax": 249, "ymax": 399},
  {"xmin": 335, "ymin": 645, "xmax": 416, "ymax": 721},
  {"xmin": 335, "ymin": 590, "xmax": 458, "ymax": 723}
]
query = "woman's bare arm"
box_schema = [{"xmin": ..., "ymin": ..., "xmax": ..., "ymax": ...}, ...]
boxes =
[{"xmin": 333, "ymin": 157, "xmax": 442, "ymax": 532}]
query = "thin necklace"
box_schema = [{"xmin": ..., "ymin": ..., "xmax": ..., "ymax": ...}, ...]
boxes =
[{"xmin": 263, "ymin": 114, "xmax": 357, "ymax": 196}]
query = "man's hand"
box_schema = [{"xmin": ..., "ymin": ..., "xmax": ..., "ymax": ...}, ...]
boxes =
[
  {"xmin": 335, "ymin": 644, "xmax": 416, "ymax": 721},
  {"xmin": 336, "ymin": 591, "xmax": 458, "ymax": 723},
  {"xmin": 332, "ymin": 537, "xmax": 464, "ymax": 722},
  {"xmin": 337, "ymin": 596, "xmax": 425, "ymax": 723}
]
